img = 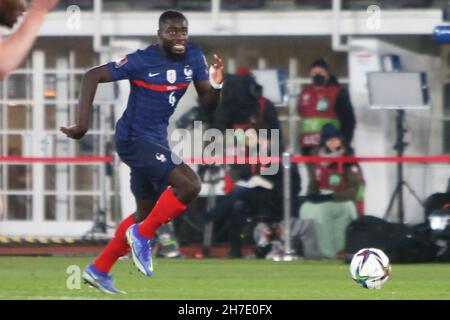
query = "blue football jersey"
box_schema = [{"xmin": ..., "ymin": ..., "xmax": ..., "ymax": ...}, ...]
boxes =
[{"xmin": 108, "ymin": 42, "xmax": 209, "ymax": 144}]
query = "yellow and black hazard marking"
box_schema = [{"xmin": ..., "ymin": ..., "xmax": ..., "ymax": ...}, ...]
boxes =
[{"xmin": 0, "ymin": 236, "xmax": 78, "ymax": 245}]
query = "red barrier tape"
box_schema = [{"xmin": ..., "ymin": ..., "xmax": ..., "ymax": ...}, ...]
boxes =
[
  {"xmin": 0, "ymin": 156, "xmax": 113, "ymax": 163},
  {"xmin": 289, "ymin": 155, "xmax": 450, "ymax": 164},
  {"xmin": 186, "ymin": 155, "xmax": 450, "ymax": 164},
  {"xmin": 0, "ymin": 155, "xmax": 448, "ymax": 164}
]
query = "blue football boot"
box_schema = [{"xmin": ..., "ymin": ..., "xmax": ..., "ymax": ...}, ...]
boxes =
[
  {"xmin": 126, "ymin": 224, "xmax": 154, "ymax": 277},
  {"xmin": 82, "ymin": 264, "xmax": 126, "ymax": 294}
]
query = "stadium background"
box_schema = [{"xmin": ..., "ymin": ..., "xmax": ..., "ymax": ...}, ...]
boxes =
[
  {"xmin": 0, "ymin": 0, "xmax": 449, "ymax": 301},
  {"xmin": 0, "ymin": 1, "xmax": 448, "ymax": 250}
]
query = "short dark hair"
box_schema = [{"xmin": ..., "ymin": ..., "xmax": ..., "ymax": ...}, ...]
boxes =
[
  {"xmin": 311, "ymin": 58, "xmax": 329, "ymax": 71},
  {"xmin": 319, "ymin": 123, "xmax": 343, "ymax": 146},
  {"xmin": 159, "ymin": 10, "xmax": 187, "ymax": 29}
]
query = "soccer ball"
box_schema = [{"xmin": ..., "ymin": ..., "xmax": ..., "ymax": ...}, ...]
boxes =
[{"xmin": 350, "ymin": 248, "xmax": 391, "ymax": 289}]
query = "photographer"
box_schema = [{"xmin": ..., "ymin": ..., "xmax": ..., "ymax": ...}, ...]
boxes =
[
  {"xmin": 202, "ymin": 129, "xmax": 300, "ymax": 258},
  {"xmin": 299, "ymin": 124, "xmax": 363, "ymax": 259}
]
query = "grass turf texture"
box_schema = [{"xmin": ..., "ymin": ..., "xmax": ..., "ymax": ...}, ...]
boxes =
[{"xmin": 0, "ymin": 257, "xmax": 449, "ymax": 300}]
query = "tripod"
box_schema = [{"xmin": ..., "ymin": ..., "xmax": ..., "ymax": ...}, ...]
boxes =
[
  {"xmin": 83, "ymin": 209, "xmax": 113, "ymax": 240},
  {"xmin": 83, "ymin": 142, "xmax": 116, "ymax": 240},
  {"xmin": 384, "ymin": 109, "xmax": 423, "ymax": 223}
]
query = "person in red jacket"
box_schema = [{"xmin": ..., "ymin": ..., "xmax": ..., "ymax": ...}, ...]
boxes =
[
  {"xmin": 298, "ymin": 58, "xmax": 356, "ymax": 156},
  {"xmin": 300, "ymin": 124, "xmax": 364, "ymax": 259}
]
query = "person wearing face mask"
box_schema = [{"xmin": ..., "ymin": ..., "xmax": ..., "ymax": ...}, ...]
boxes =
[
  {"xmin": 297, "ymin": 58, "xmax": 356, "ymax": 156},
  {"xmin": 299, "ymin": 124, "xmax": 364, "ymax": 259},
  {"xmin": 0, "ymin": 0, "xmax": 59, "ymax": 79}
]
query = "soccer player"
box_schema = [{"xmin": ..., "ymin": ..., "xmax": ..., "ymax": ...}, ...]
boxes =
[
  {"xmin": 60, "ymin": 11, "xmax": 224, "ymax": 294},
  {"xmin": 0, "ymin": 0, "xmax": 59, "ymax": 79}
]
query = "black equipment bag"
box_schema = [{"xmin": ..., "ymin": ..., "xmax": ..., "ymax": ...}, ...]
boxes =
[{"xmin": 345, "ymin": 215, "xmax": 439, "ymax": 263}]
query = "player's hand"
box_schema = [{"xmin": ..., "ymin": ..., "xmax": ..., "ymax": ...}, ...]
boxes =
[
  {"xmin": 210, "ymin": 54, "xmax": 224, "ymax": 85},
  {"xmin": 30, "ymin": 0, "xmax": 59, "ymax": 13},
  {"xmin": 59, "ymin": 124, "xmax": 88, "ymax": 140}
]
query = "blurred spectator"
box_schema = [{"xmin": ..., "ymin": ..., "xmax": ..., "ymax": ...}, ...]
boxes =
[
  {"xmin": 176, "ymin": 97, "xmax": 216, "ymax": 130},
  {"xmin": 200, "ymin": 67, "xmax": 300, "ymax": 257},
  {"xmin": 299, "ymin": 124, "xmax": 364, "ymax": 259},
  {"xmin": 215, "ymin": 67, "xmax": 281, "ymax": 133},
  {"xmin": 214, "ymin": 66, "xmax": 286, "ymax": 188},
  {"xmin": 0, "ymin": 0, "xmax": 59, "ymax": 79},
  {"xmin": 203, "ymin": 130, "xmax": 300, "ymax": 258},
  {"xmin": 297, "ymin": 58, "xmax": 356, "ymax": 155}
]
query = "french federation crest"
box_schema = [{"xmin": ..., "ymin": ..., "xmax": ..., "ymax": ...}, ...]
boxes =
[
  {"xmin": 167, "ymin": 70, "xmax": 177, "ymax": 84},
  {"xmin": 184, "ymin": 66, "xmax": 193, "ymax": 79}
]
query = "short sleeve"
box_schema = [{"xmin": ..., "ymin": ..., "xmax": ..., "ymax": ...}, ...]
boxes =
[
  {"xmin": 107, "ymin": 50, "xmax": 141, "ymax": 81},
  {"xmin": 192, "ymin": 51, "xmax": 209, "ymax": 82}
]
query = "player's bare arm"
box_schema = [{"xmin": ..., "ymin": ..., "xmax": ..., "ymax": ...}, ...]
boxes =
[
  {"xmin": 0, "ymin": 0, "xmax": 59, "ymax": 79},
  {"xmin": 194, "ymin": 54, "xmax": 224, "ymax": 109},
  {"xmin": 60, "ymin": 64, "xmax": 113, "ymax": 139}
]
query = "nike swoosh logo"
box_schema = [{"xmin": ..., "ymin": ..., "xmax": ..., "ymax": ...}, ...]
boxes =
[
  {"xmin": 148, "ymin": 72, "xmax": 160, "ymax": 77},
  {"xmin": 127, "ymin": 231, "xmax": 133, "ymax": 245}
]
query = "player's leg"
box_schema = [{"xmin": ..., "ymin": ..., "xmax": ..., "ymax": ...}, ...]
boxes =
[
  {"xmin": 83, "ymin": 174, "xmax": 158, "ymax": 291},
  {"xmin": 127, "ymin": 164, "xmax": 201, "ymax": 276},
  {"xmin": 167, "ymin": 163, "xmax": 202, "ymax": 204},
  {"xmin": 123, "ymin": 137, "xmax": 200, "ymax": 276},
  {"xmin": 82, "ymin": 213, "xmax": 136, "ymax": 294},
  {"xmin": 93, "ymin": 214, "xmax": 136, "ymax": 272},
  {"xmin": 82, "ymin": 137, "xmax": 144, "ymax": 293},
  {"xmin": 136, "ymin": 163, "xmax": 201, "ymax": 238},
  {"xmin": 135, "ymin": 197, "xmax": 157, "ymax": 223}
]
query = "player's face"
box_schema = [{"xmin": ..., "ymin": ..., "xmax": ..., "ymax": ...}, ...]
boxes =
[
  {"xmin": 0, "ymin": 0, "xmax": 27, "ymax": 28},
  {"xmin": 158, "ymin": 18, "xmax": 189, "ymax": 58}
]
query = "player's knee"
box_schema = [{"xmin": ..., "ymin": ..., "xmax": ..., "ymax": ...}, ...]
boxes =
[
  {"xmin": 181, "ymin": 178, "xmax": 201, "ymax": 202},
  {"xmin": 188, "ymin": 179, "xmax": 202, "ymax": 199}
]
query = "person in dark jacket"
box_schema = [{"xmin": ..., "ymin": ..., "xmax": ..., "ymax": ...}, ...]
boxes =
[
  {"xmin": 214, "ymin": 67, "xmax": 281, "ymax": 133},
  {"xmin": 202, "ymin": 127, "xmax": 300, "ymax": 258}
]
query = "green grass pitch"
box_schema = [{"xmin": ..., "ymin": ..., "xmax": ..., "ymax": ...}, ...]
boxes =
[{"xmin": 0, "ymin": 257, "xmax": 449, "ymax": 300}]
